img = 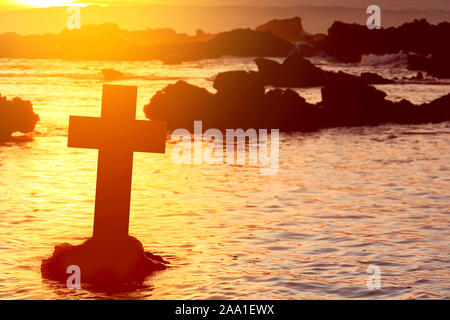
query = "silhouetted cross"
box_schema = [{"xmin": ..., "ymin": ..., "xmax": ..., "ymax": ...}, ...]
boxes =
[{"xmin": 68, "ymin": 84, "xmax": 166, "ymax": 239}]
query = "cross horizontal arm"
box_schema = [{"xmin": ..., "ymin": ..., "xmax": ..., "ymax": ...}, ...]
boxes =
[{"xmin": 68, "ymin": 116, "xmax": 167, "ymax": 153}]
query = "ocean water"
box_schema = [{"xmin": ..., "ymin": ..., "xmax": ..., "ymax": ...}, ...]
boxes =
[{"xmin": 0, "ymin": 56, "xmax": 449, "ymax": 299}]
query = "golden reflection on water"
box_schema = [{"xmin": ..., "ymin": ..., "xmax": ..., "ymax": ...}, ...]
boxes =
[{"xmin": 0, "ymin": 58, "xmax": 449, "ymax": 299}]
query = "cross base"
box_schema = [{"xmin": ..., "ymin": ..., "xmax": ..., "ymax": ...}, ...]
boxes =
[{"xmin": 41, "ymin": 236, "xmax": 168, "ymax": 287}]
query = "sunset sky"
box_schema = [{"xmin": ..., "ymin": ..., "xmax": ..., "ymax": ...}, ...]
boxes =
[
  {"xmin": 0, "ymin": 0, "xmax": 449, "ymax": 10},
  {"xmin": 0, "ymin": 0, "xmax": 448, "ymax": 34}
]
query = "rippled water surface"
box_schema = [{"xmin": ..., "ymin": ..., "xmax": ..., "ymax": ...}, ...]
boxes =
[{"xmin": 0, "ymin": 57, "xmax": 449, "ymax": 299}]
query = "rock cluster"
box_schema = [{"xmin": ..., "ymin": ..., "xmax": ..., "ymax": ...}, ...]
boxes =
[
  {"xmin": 0, "ymin": 94, "xmax": 39, "ymax": 141},
  {"xmin": 144, "ymin": 70, "xmax": 449, "ymax": 132}
]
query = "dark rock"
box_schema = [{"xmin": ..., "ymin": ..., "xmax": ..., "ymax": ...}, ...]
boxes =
[
  {"xmin": 255, "ymin": 52, "xmax": 326, "ymax": 87},
  {"xmin": 255, "ymin": 17, "xmax": 306, "ymax": 43},
  {"xmin": 407, "ymin": 52, "xmax": 450, "ymax": 79},
  {"xmin": 320, "ymin": 71, "xmax": 449, "ymax": 126},
  {"xmin": 145, "ymin": 70, "xmax": 449, "ymax": 133},
  {"xmin": 208, "ymin": 28, "xmax": 293, "ymax": 58},
  {"xmin": 213, "ymin": 70, "xmax": 267, "ymax": 129},
  {"xmin": 324, "ymin": 19, "xmax": 450, "ymax": 78},
  {"xmin": 320, "ymin": 72, "xmax": 391, "ymax": 127},
  {"xmin": 147, "ymin": 28, "xmax": 293, "ymax": 64},
  {"xmin": 256, "ymin": 54, "xmax": 394, "ymax": 88},
  {"xmin": 303, "ymin": 33, "xmax": 327, "ymax": 52},
  {"xmin": 281, "ymin": 53, "xmax": 326, "ymax": 87},
  {"xmin": 324, "ymin": 21, "xmax": 374, "ymax": 63},
  {"xmin": 418, "ymin": 93, "xmax": 450, "ymax": 123},
  {"xmin": 41, "ymin": 235, "xmax": 167, "ymax": 286},
  {"xmin": 162, "ymin": 55, "xmax": 185, "ymax": 65},
  {"xmin": 144, "ymin": 80, "xmax": 215, "ymax": 131},
  {"xmin": 101, "ymin": 68, "xmax": 124, "ymax": 81},
  {"xmin": 0, "ymin": 94, "xmax": 39, "ymax": 141},
  {"xmin": 265, "ymin": 88, "xmax": 321, "ymax": 132},
  {"xmin": 0, "ymin": 23, "xmax": 291, "ymax": 63},
  {"xmin": 214, "ymin": 70, "xmax": 265, "ymax": 100},
  {"xmin": 254, "ymin": 58, "xmax": 283, "ymax": 85},
  {"xmin": 144, "ymin": 75, "xmax": 318, "ymax": 131},
  {"xmin": 407, "ymin": 52, "xmax": 431, "ymax": 71},
  {"xmin": 360, "ymin": 72, "xmax": 394, "ymax": 84}
]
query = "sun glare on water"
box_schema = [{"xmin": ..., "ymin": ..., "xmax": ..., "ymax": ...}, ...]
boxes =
[{"xmin": 17, "ymin": 0, "xmax": 75, "ymax": 7}]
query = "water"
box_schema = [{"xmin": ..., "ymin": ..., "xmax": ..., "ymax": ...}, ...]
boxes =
[{"xmin": 0, "ymin": 57, "xmax": 449, "ymax": 299}]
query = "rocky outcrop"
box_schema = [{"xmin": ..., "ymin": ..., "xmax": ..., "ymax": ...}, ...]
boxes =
[
  {"xmin": 144, "ymin": 80, "xmax": 215, "ymax": 131},
  {"xmin": 150, "ymin": 28, "xmax": 293, "ymax": 64},
  {"xmin": 256, "ymin": 17, "xmax": 306, "ymax": 43},
  {"xmin": 213, "ymin": 70, "xmax": 267, "ymax": 129},
  {"xmin": 255, "ymin": 54, "xmax": 326, "ymax": 87},
  {"xmin": 319, "ymin": 71, "xmax": 449, "ymax": 127},
  {"xmin": 0, "ymin": 94, "xmax": 39, "ymax": 141},
  {"xmin": 255, "ymin": 54, "xmax": 394, "ymax": 87},
  {"xmin": 101, "ymin": 68, "xmax": 125, "ymax": 81},
  {"xmin": 407, "ymin": 52, "xmax": 450, "ymax": 79},
  {"xmin": 144, "ymin": 71, "xmax": 449, "ymax": 133},
  {"xmin": 0, "ymin": 24, "xmax": 292, "ymax": 63},
  {"xmin": 324, "ymin": 19, "xmax": 450, "ymax": 78},
  {"xmin": 41, "ymin": 235, "xmax": 167, "ymax": 286},
  {"xmin": 360, "ymin": 72, "xmax": 394, "ymax": 84}
]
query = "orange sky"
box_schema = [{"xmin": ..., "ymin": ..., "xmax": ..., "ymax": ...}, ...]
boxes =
[
  {"xmin": 1, "ymin": 0, "xmax": 449, "ymax": 10},
  {"xmin": 0, "ymin": 0, "xmax": 448, "ymax": 35}
]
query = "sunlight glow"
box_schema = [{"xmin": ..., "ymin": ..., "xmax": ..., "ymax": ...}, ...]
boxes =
[{"xmin": 17, "ymin": 0, "xmax": 75, "ymax": 7}]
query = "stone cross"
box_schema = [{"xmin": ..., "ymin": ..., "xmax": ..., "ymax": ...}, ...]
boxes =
[{"xmin": 68, "ymin": 84, "xmax": 166, "ymax": 239}]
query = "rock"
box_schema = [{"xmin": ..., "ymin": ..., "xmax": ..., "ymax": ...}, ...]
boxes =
[
  {"xmin": 324, "ymin": 19, "xmax": 450, "ymax": 78},
  {"xmin": 208, "ymin": 28, "xmax": 293, "ymax": 58},
  {"xmin": 144, "ymin": 80, "xmax": 215, "ymax": 131},
  {"xmin": 254, "ymin": 58, "xmax": 283, "ymax": 85},
  {"xmin": 303, "ymin": 33, "xmax": 327, "ymax": 52},
  {"xmin": 145, "ymin": 28, "xmax": 294, "ymax": 64},
  {"xmin": 265, "ymin": 88, "xmax": 321, "ymax": 132},
  {"xmin": 144, "ymin": 77, "xmax": 316, "ymax": 131},
  {"xmin": 418, "ymin": 93, "xmax": 450, "ymax": 123},
  {"xmin": 415, "ymin": 72, "xmax": 424, "ymax": 80},
  {"xmin": 0, "ymin": 23, "xmax": 290, "ymax": 63},
  {"xmin": 255, "ymin": 17, "xmax": 306, "ymax": 43},
  {"xmin": 281, "ymin": 53, "xmax": 326, "ymax": 87},
  {"xmin": 320, "ymin": 72, "xmax": 391, "ymax": 127},
  {"xmin": 256, "ymin": 54, "xmax": 394, "ymax": 88},
  {"xmin": 360, "ymin": 72, "xmax": 394, "ymax": 84},
  {"xmin": 324, "ymin": 21, "xmax": 372, "ymax": 63},
  {"xmin": 320, "ymin": 71, "xmax": 449, "ymax": 126},
  {"xmin": 0, "ymin": 94, "xmax": 39, "ymax": 141},
  {"xmin": 101, "ymin": 68, "xmax": 124, "ymax": 81},
  {"xmin": 255, "ymin": 52, "xmax": 326, "ymax": 87},
  {"xmin": 162, "ymin": 55, "xmax": 185, "ymax": 65},
  {"xmin": 407, "ymin": 52, "xmax": 450, "ymax": 79},
  {"xmin": 213, "ymin": 70, "xmax": 267, "ymax": 129},
  {"xmin": 41, "ymin": 235, "xmax": 167, "ymax": 286},
  {"xmin": 214, "ymin": 70, "xmax": 265, "ymax": 100},
  {"xmin": 145, "ymin": 70, "xmax": 450, "ymax": 133},
  {"xmin": 407, "ymin": 52, "xmax": 431, "ymax": 71}
]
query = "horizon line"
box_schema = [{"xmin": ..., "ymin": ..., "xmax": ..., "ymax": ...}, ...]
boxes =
[{"xmin": 2, "ymin": 4, "xmax": 449, "ymax": 13}]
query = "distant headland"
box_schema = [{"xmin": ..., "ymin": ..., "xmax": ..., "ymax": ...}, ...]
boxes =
[{"xmin": 0, "ymin": 17, "xmax": 448, "ymax": 78}]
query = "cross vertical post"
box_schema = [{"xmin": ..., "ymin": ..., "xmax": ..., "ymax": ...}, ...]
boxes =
[{"xmin": 68, "ymin": 84, "xmax": 167, "ymax": 239}]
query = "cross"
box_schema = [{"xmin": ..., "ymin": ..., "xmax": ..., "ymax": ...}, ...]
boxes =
[{"xmin": 68, "ymin": 84, "xmax": 166, "ymax": 239}]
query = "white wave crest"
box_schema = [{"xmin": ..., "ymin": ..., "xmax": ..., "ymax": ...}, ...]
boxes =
[{"xmin": 359, "ymin": 53, "xmax": 408, "ymax": 68}]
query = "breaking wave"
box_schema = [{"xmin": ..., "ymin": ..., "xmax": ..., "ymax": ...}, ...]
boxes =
[{"xmin": 359, "ymin": 52, "xmax": 408, "ymax": 68}]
